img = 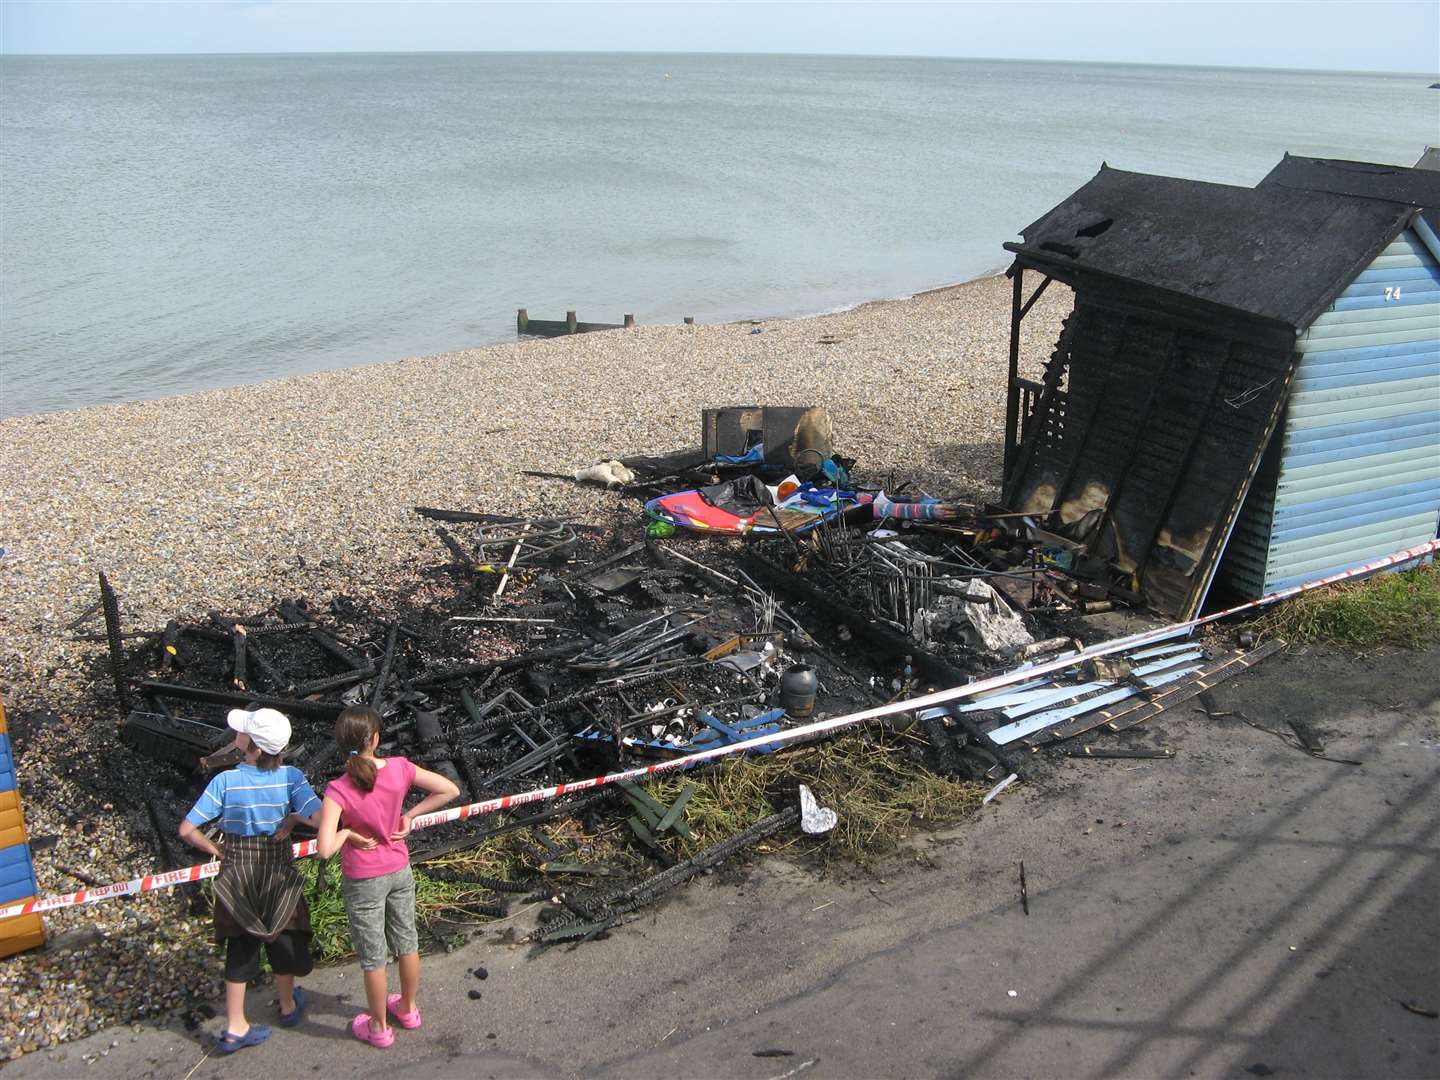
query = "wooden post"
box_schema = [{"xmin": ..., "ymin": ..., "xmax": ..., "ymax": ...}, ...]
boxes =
[
  {"xmin": 1003, "ymin": 267, "xmax": 1023, "ymax": 482},
  {"xmin": 517, "ymin": 308, "xmax": 529, "ymax": 334},
  {"xmin": 99, "ymin": 571, "xmax": 131, "ymax": 719},
  {"xmin": 566, "ymin": 310, "xmax": 577, "ymax": 334},
  {"xmin": 683, "ymin": 316, "xmax": 694, "ymax": 325},
  {"xmin": 623, "ymin": 313, "xmax": 635, "ymax": 328}
]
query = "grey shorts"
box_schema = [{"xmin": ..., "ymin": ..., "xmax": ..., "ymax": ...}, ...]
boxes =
[{"xmin": 341, "ymin": 866, "xmax": 419, "ymax": 971}]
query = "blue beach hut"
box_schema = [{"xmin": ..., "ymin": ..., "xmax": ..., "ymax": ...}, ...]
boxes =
[
  {"xmin": 1222, "ymin": 156, "xmax": 1440, "ymax": 597},
  {"xmin": 997, "ymin": 156, "xmax": 1440, "ymax": 618}
]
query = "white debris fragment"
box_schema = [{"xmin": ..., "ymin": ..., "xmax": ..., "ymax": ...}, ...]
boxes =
[
  {"xmin": 573, "ymin": 460, "xmax": 636, "ymax": 487},
  {"xmin": 982, "ymin": 772, "xmax": 1020, "ymax": 805},
  {"xmin": 798, "ymin": 784, "xmax": 838, "ymax": 834}
]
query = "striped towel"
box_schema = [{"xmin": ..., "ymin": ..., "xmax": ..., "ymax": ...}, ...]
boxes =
[
  {"xmin": 214, "ymin": 834, "xmax": 305, "ymax": 942},
  {"xmin": 872, "ymin": 491, "xmax": 960, "ymax": 522}
]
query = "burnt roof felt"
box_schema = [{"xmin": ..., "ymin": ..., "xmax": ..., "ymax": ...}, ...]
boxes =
[
  {"xmin": 1258, "ymin": 153, "xmax": 1440, "ymax": 233},
  {"xmin": 1004, "ymin": 165, "xmax": 1415, "ymax": 329}
]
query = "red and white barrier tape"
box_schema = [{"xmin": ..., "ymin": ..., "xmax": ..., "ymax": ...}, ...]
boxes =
[{"xmin": 3, "ymin": 538, "xmax": 1434, "ymax": 924}]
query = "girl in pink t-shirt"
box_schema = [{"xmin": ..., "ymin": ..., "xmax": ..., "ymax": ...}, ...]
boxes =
[{"xmin": 317, "ymin": 705, "xmax": 459, "ymax": 1049}]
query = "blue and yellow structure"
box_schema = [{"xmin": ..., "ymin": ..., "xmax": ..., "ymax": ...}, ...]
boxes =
[{"xmin": 0, "ymin": 698, "xmax": 46, "ymax": 957}]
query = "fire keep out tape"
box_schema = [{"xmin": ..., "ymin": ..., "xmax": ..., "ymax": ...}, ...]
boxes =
[{"xmin": 2, "ymin": 538, "xmax": 1434, "ymax": 924}]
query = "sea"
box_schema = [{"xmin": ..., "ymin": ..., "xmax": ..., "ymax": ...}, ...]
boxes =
[{"xmin": 2, "ymin": 52, "xmax": 1436, "ymax": 416}]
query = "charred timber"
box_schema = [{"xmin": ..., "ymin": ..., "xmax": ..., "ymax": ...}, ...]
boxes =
[
  {"xmin": 99, "ymin": 571, "xmax": 132, "ymax": 718},
  {"xmin": 534, "ymin": 807, "xmax": 800, "ymax": 942},
  {"xmin": 309, "ymin": 628, "xmax": 365, "ymax": 671},
  {"xmin": 371, "ymin": 623, "xmax": 401, "ymax": 706},
  {"xmin": 290, "ymin": 665, "xmax": 377, "ymax": 697},
  {"xmin": 409, "ymin": 791, "xmax": 612, "ymax": 864},
  {"xmin": 139, "ymin": 681, "xmax": 344, "ymax": 719},
  {"xmin": 412, "ymin": 640, "xmax": 588, "ymax": 688},
  {"xmin": 413, "ymin": 507, "xmax": 608, "ymax": 535}
]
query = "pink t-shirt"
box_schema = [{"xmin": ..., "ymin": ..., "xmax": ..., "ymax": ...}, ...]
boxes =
[{"xmin": 326, "ymin": 756, "xmax": 418, "ymax": 880}]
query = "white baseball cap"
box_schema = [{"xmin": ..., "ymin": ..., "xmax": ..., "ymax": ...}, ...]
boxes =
[{"xmin": 227, "ymin": 707, "xmax": 292, "ymax": 755}]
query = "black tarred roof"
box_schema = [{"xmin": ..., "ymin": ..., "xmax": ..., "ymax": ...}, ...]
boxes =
[
  {"xmin": 1258, "ymin": 153, "xmax": 1440, "ymax": 234},
  {"xmin": 1004, "ymin": 164, "xmax": 1416, "ymax": 329}
]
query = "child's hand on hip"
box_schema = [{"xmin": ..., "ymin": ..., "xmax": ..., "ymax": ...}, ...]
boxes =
[
  {"xmin": 390, "ymin": 815, "xmax": 412, "ymax": 842},
  {"xmin": 346, "ymin": 830, "xmax": 379, "ymax": 851}
]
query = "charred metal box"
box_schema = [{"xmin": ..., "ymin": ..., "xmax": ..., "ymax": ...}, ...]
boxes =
[
  {"xmin": 122, "ymin": 711, "xmax": 230, "ymax": 771},
  {"xmin": 701, "ymin": 406, "xmax": 833, "ymax": 467}
]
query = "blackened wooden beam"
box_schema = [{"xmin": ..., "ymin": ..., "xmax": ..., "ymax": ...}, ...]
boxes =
[
  {"xmin": 99, "ymin": 571, "xmax": 132, "ymax": 719},
  {"xmin": 231, "ymin": 629, "xmax": 248, "ymax": 690},
  {"xmin": 309, "ymin": 628, "xmax": 365, "ymax": 670},
  {"xmin": 290, "ymin": 664, "xmax": 376, "ymax": 697},
  {"xmin": 1018, "ymin": 275, "xmax": 1052, "ymax": 319},
  {"xmin": 370, "ymin": 623, "xmax": 401, "ymax": 706},
  {"xmin": 411, "ymin": 639, "xmax": 588, "ymax": 688},
  {"xmin": 139, "ymin": 680, "xmax": 343, "ymax": 719},
  {"xmin": 243, "ymin": 635, "xmax": 290, "ymax": 691},
  {"xmin": 1003, "ymin": 265, "xmax": 1024, "ymax": 480}
]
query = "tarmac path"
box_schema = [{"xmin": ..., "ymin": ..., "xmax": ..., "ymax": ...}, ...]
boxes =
[{"xmin": 8, "ymin": 643, "xmax": 1438, "ymax": 1079}]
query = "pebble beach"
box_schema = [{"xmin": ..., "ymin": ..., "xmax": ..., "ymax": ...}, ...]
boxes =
[{"xmin": 0, "ymin": 270, "xmax": 1073, "ymax": 1057}]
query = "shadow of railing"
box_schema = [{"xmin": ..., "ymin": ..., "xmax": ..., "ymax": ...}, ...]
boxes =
[{"xmin": 947, "ymin": 707, "xmax": 1440, "ymax": 1079}]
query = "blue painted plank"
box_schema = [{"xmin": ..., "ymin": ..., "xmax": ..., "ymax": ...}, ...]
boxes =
[
  {"xmin": 989, "ymin": 665, "xmax": 1204, "ymax": 745},
  {"xmin": 0, "ymin": 733, "xmax": 14, "ymax": 794},
  {"xmin": 1285, "ymin": 411, "xmax": 1438, "ymax": 450},
  {"xmin": 986, "ymin": 646, "xmax": 1207, "ymax": 720},
  {"xmin": 1271, "ymin": 480, "xmax": 1440, "ymax": 527},
  {"xmin": 1284, "ymin": 416, "xmax": 1439, "ymax": 455},
  {"xmin": 1304, "ymin": 307, "xmax": 1440, "ymax": 338},
  {"xmin": 1292, "ymin": 357, "xmax": 1440, "ymax": 393},
  {"xmin": 1282, "ymin": 431, "xmax": 1440, "ymax": 470},
  {"xmin": 1350, "ymin": 265, "xmax": 1440, "ymax": 286},
  {"xmin": 955, "ymin": 677, "xmax": 1069, "ymax": 712},
  {"xmin": 1000, "ymin": 681, "xmax": 1111, "ymax": 719},
  {"xmin": 1294, "ymin": 337, "xmax": 1440, "ymax": 365},
  {"xmin": 1264, "ymin": 513, "xmax": 1440, "ymax": 574},
  {"xmin": 0, "ymin": 876, "xmax": 40, "ymax": 906},
  {"xmin": 0, "ymin": 852, "xmax": 34, "ymax": 875},
  {"xmin": 1271, "ymin": 502, "xmax": 1440, "ymax": 544},
  {"xmin": 1265, "ymin": 550, "xmax": 1437, "ymax": 594},
  {"xmin": 0, "ymin": 852, "xmax": 37, "ymax": 890},
  {"xmin": 1331, "ymin": 289, "xmax": 1440, "ymax": 312},
  {"xmin": 1127, "ymin": 641, "xmax": 1201, "ymax": 660}
]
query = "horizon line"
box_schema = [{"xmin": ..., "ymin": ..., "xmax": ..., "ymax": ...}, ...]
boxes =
[{"xmin": 2, "ymin": 48, "xmax": 1436, "ymax": 78}]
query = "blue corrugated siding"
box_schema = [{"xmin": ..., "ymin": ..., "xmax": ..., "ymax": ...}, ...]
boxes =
[
  {"xmin": 1270, "ymin": 479, "xmax": 1440, "ymax": 528},
  {"xmin": 1291, "ymin": 350, "xmax": 1438, "ymax": 391},
  {"xmin": 1222, "ymin": 226, "xmax": 1440, "ymax": 599},
  {"xmin": 1284, "ymin": 414, "xmax": 1439, "ymax": 454}
]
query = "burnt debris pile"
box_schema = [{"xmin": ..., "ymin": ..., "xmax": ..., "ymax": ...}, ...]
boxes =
[{"xmin": 82, "ymin": 406, "xmax": 1283, "ymax": 948}]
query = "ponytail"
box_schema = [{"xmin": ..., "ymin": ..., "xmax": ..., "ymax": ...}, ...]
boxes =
[{"xmin": 335, "ymin": 705, "xmax": 381, "ymax": 792}]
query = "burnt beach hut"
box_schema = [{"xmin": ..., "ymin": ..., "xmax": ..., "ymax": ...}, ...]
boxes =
[{"xmin": 998, "ymin": 161, "xmax": 1440, "ymax": 619}]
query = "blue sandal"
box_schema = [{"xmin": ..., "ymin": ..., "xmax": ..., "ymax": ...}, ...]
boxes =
[
  {"xmin": 278, "ymin": 988, "xmax": 308, "ymax": 1028},
  {"xmin": 216, "ymin": 1024, "xmax": 271, "ymax": 1053}
]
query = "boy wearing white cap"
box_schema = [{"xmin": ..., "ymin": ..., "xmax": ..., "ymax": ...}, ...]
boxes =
[{"xmin": 178, "ymin": 707, "xmax": 322, "ymax": 1054}]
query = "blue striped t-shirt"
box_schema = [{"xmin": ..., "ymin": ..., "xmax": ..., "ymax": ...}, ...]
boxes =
[{"xmin": 185, "ymin": 763, "xmax": 322, "ymax": 837}]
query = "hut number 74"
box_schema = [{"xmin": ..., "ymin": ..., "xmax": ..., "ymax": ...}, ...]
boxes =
[{"xmin": 1384, "ymin": 286, "xmax": 1403, "ymax": 300}]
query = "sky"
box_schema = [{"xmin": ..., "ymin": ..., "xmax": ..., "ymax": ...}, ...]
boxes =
[{"xmin": 2, "ymin": 1, "xmax": 1438, "ymax": 74}]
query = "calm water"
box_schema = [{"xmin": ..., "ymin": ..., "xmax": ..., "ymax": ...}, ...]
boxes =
[{"xmin": 2, "ymin": 53, "xmax": 1436, "ymax": 415}]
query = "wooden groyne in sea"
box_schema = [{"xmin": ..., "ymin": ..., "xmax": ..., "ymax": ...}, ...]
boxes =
[{"xmin": 517, "ymin": 308, "xmax": 694, "ymax": 337}]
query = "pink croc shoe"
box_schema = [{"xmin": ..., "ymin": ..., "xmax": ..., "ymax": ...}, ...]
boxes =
[
  {"xmin": 351, "ymin": 1013, "xmax": 395, "ymax": 1049},
  {"xmin": 387, "ymin": 993, "xmax": 422, "ymax": 1030}
]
